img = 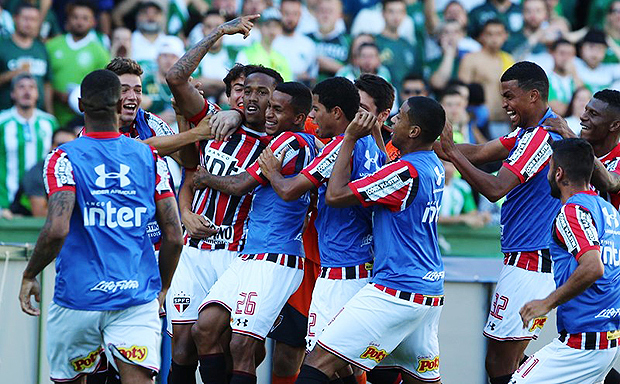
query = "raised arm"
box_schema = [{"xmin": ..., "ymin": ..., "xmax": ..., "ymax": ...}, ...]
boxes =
[
  {"xmin": 193, "ymin": 166, "xmax": 259, "ymax": 196},
  {"xmin": 166, "ymin": 15, "xmax": 259, "ymax": 119},
  {"xmin": 19, "ymin": 191, "xmax": 75, "ymax": 316},
  {"xmin": 440, "ymin": 121, "xmax": 520, "ymax": 202},
  {"xmin": 258, "ymin": 148, "xmax": 316, "ymax": 201},
  {"xmin": 154, "ymin": 195, "xmax": 184, "ymax": 307}
]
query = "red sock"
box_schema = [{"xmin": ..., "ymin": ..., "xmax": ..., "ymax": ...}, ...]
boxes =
[
  {"xmin": 355, "ymin": 372, "xmax": 367, "ymax": 384},
  {"xmin": 272, "ymin": 372, "xmax": 299, "ymax": 384}
]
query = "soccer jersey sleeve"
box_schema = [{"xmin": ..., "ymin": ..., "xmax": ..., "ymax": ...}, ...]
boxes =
[
  {"xmin": 188, "ymin": 99, "xmax": 221, "ymax": 126},
  {"xmin": 300, "ymin": 136, "xmax": 344, "ymax": 187},
  {"xmin": 499, "ymin": 127, "xmax": 521, "ymax": 150},
  {"xmin": 349, "ymin": 160, "xmax": 419, "ymax": 212},
  {"xmin": 146, "ymin": 112, "xmax": 176, "ymax": 136},
  {"xmin": 247, "ymin": 132, "xmax": 314, "ymax": 185},
  {"xmin": 502, "ymin": 127, "xmax": 553, "ymax": 183},
  {"xmin": 151, "ymin": 148, "xmax": 175, "ymax": 201},
  {"xmin": 44, "ymin": 148, "xmax": 76, "ymax": 196},
  {"xmin": 553, "ymin": 203, "xmax": 600, "ymax": 261}
]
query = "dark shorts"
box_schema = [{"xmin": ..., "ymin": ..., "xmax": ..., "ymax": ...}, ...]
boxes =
[{"xmin": 268, "ymin": 303, "xmax": 308, "ymax": 347}]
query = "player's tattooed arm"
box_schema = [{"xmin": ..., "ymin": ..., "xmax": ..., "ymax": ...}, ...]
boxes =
[
  {"xmin": 258, "ymin": 148, "xmax": 315, "ymax": 201},
  {"xmin": 193, "ymin": 166, "xmax": 258, "ymax": 196},
  {"xmin": 166, "ymin": 15, "xmax": 259, "ymax": 119},
  {"xmin": 520, "ymin": 249, "xmax": 603, "ymax": 328},
  {"xmin": 155, "ymin": 196, "xmax": 184, "ymax": 305},
  {"xmin": 326, "ymin": 112, "xmax": 375, "ymax": 207},
  {"xmin": 20, "ymin": 190, "xmax": 75, "ymax": 316}
]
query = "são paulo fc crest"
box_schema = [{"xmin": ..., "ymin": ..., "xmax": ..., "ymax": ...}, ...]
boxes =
[{"xmin": 173, "ymin": 292, "xmax": 190, "ymax": 314}]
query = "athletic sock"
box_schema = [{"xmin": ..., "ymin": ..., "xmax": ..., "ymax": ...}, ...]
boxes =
[
  {"xmin": 366, "ymin": 369, "xmax": 401, "ymax": 384},
  {"xmin": 355, "ymin": 372, "xmax": 366, "ymax": 384},
  {"xmin": 230, "ymin": 370, "xmax": 257, "ymax": 384},
  {"xmin": 489, "ymin": 374, "xmax": 513, "ymax": 384},
  {"xmin": 296, "ymin": 365, "xmax": 330, "ymax": 384},
  {"xmin": 605, "ymin": 368, "xmax": 620, "ymax": 384},
  {"xmin": 198, "ymin": 354, "xmax": 227, "ymax": 384},
  {"xmin": 272, "ymin": 372, "xmax": 299, "ymax": 384},
  {"xmin": 168, "ymin": 361, "xmax": 197, "ymax": 384},
  {"xmin": 340, "ymin": 374, "xmax": 357, "ymax": 384}
]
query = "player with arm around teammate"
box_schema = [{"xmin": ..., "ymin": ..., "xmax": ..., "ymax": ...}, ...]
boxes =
[
  {"xmin": 18, "ymin": 69, "xmax": 183, "ymax": 384},
  {"xmin": 513, "ymin": 138, "xmax": 620, "ymax": 383},
  {"xmin": 294, "ymin": 96, "xmax": 447, "ymax": 384}
]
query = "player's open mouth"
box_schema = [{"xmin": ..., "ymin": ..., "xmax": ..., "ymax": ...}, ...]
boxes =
[
  {"xmin": 580, "ymin": 122, "xmax": 591, "ymax": 131},
  {"xmin": 123, "ymin": 103, "xmax": 137, "ymax": 111},
  {"xmin": 246, "ymin": 104, "xmax": 258, "ymax": 113},
  {"xmin": 265, "ymin": 120, "xmax": 277, "ymax": 128},
  {"xmin": 506, "ymin": 110, "xmax": 518, "ymax": 123}
]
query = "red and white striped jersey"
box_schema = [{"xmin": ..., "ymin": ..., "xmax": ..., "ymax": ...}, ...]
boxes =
[
  {"xmin": 597, "ymin": 142, "xmax": 620, "ymax": 210},
  {"xmin": 187, "ymin": 125, "xmax": 270, "ymax": 251}
]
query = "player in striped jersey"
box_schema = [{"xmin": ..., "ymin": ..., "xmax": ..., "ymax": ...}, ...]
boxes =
[
  {"xmin": 437, "ymin": 62, "xmax": 562, "ymax": 384},
  {"xmin": 544, "ymin": 89, "xmax": 620, "ymax": 211},
  {"xmin": 191, "ymin": 81, "xmax": 318, "ymax": 384},
  {"xmin": 515, "ymin": 139, "xmax": 620, "ymax": 383},
  {"xmin": 163, "ymin": 15, "xmax": 280, "ymax": 383},
  {"xmin": 0, "ymin": 72, "xmax": 57, "ymax": 209}
]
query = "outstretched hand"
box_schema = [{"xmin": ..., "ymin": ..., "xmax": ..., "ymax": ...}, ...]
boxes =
[{"xmin": 218, "ymin": 14, "xmax": 260, "ymax": 39}]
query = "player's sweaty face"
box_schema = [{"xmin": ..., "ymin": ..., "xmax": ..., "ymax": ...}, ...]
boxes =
[
  {"xmin": 243, "ymin": 73, "xmax": 275, "ymax": 127},
  {"xmin": 265, "ymin": 91, "xmax": 296, "ymax": 136},
  {"xmin": 119, "ymin": 74, "xmax": 142, "ymax": 126}
]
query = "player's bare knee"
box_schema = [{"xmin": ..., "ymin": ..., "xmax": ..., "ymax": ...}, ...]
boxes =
[{"xmin": 230, "ymin": 333, "xmax": 261, "ymax": 361}]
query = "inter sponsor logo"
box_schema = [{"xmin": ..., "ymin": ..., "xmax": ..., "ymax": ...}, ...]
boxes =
[
  {"xmin": 71, "ymin": 348, "xmax": 102, "ymax": 371},
  {"xmin": 595, "ymin": 308, "xmax": 620, "ymax": 319},
  {"xmin": 360, "ymin": 346, "xmax": 387, "ymax": 363},
  {"xmin": 422, "ymin": 271, "xmax": 445, "ymax": 282},
  {"xmin": 83, "ymin": 201, "xmax": 147, "ymax": 228},
  {"xmin": 417, "ymin": 356, "xmax": 440, "ymax": 373}
]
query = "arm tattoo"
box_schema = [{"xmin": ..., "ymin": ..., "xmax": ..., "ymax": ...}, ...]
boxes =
[
  {"xmin": 23, "ymin": 191, "xmax": 75, "ymax": 279},
  {"xmin": 167, "ymin": 30, "xmax": 223, "ymax": 82},
  {"xmin": 203, "ymin": 171, "xmax": 256, "ymax": 196}
]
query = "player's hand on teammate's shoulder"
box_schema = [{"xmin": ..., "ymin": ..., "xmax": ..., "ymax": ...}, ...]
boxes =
[
  {"xmin": 519, "ymin": 298, "xmax": 552, "ymax": 329},
  {"xmin": 439, "ymin": 119, "xmax": 458, "ymax": 157},
  {"xmin": 345, "ymin": 111, "xmax": 377, "ymax": 140},
  {"xmin": 193, "ymin": 115, "xmax": 215, "ymax": 141},
  {"xmin": 217, "ymin": 14, "xmax": 260, "ymax": 39},
  {"xmin": 193, "ymin": 166, "xmax": 211, "ymax": 190},
  {"xmin": 19, "ymin": 276, "xmax": 41, "ymax": 316},
  {"xmin": 258, "ymin": 147, "xmax": 285, "ymax": 180},
  {"xmin": 182, "ymin": 209, "xmax": 219, "ymax": 239},
  {"xmin": 211, "ymin": 110, "xmax": 243, "ymax": 142},
  {"xmin": 543, "ymin": 117, "xmax": 576, "ymax": 139}
]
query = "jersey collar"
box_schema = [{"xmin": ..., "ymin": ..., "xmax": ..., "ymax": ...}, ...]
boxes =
[
  {"xmin": 599, "ymin": 142, "xmax": 620, "ymax": 163},
  {"xmin": 85, "ymin": 131, "xmax": 122, "ymax": 139}
]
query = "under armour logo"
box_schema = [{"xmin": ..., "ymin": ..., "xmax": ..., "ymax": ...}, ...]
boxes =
[
  {"xmin": 434, "ymin": 166, "xmax": 445, "ymax": 186},
  {"xmin": 364, "ymin": 150, "xmax": 378, "ymax": 170},
  {"xmin": 95, "ymin": 164, "xmax": 131, "ymax": 188},
  {"xmin": 603, "ymin": 206, "xmax": 620, "ymax": 228},
  {"xmin": 236, "ymin": 318, "xmax": 249, "ymax": 327},
  {"xmin": 488, "ymin": 322, "xmax": 496, "ymax": 331}
]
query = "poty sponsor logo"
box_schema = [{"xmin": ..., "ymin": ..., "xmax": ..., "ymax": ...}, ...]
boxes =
[
  {"xmin": 83, "ymin": 202, "xmax": 147, "ymax": 228},
  {"xmin": 95, "ymin": 164, "xmax": 131, "ymax": 188},
  {"xmin": 360, "ymin": 346, "xmax": 388, "ymax": 363},
  {"xmin": 90, "ymin": 280, "xmax": 139, "ymax": 293},
  {"xmin": 71, "ymin": 348, "xmax": 102, "ymax": 371},
  {"xmin": 117, "ymin": 345, "xmax": 148, "ymax": 362},
  {"xmin": 528, "ymin": 317, "xmax": 547, "ymax": 332},
  {"xmin": 595, "ymin": 308, "xmax": 620, "ymax": 319},
  {"xmin": 422, "ymin": 271, "xmax": 445, "ymax": 282},
  {"xmin": 417, "ymin": 356, "xmax": 440, "ymax": 373}
]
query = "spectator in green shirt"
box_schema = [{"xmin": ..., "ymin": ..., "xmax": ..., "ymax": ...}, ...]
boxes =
[
  {"xmin": 468, "ymin": 0, "xmax": 523, "ymax": 38},
  {"xmin": 374, "ymin": 0, "xmax": 417, "ymax": 93},
  {"xmin": 46, "ymin": 0, "xmax": 110, "ymax": 126},
  {"xmin": 0, "ymin": 3, "xmax": 51, "ymax": 113},
  {"xmin": 307, "ymin": 0, "xmax": 351, "ymax": 80}
]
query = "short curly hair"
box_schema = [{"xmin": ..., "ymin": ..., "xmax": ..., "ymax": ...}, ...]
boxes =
[{"xmin": 106, "ymin": 57, "xmax": 143, "ymax": 77}]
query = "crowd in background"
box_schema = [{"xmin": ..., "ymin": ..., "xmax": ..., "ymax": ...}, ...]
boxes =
[{"xmin": 0, "ymin": 0, "xmax": 619, "ymax": 230}]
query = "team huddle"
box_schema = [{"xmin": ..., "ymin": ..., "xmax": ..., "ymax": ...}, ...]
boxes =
[{"xmin": 15, "ymin": 14, "xmax": 620, "ymax": 384}]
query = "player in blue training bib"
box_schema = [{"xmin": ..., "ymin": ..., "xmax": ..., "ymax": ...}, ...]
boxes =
[
  {"xmin": 18, "ymin": 70, "xmax": 183, "ymax": 384},
  {"xmin": 292, "ymin": 96, "xmax": 447, "ymax": 384},
  {"xmin": 514, "ymin": 139, "xmax": 620, "ymax": 383}
]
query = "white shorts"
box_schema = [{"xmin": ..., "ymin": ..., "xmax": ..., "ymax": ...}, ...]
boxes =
[
  {"xmin": 510, "ymin": 339, "xmax": 620, "ymax": 384},
  {"xmin": 47, "ymin": 299, "xmax": 161, "ymax": 382},
  {"xmin": 201, "ymin": 254, "xmax": 304, "ymax": 340},
  {"xmin": 166, "ymin": 246, "xmax": 237, "ymax": 332},
  {"xmin": 317, "ymin": 284, "xmax": 443, "ymax": 382},
  {"xmin": 483, "ymin": 265, "xmax": 555, "ymax": 340},
  {"xmin": 306, "ymin": 276, "xmax": 369, "ymax": 352}
]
